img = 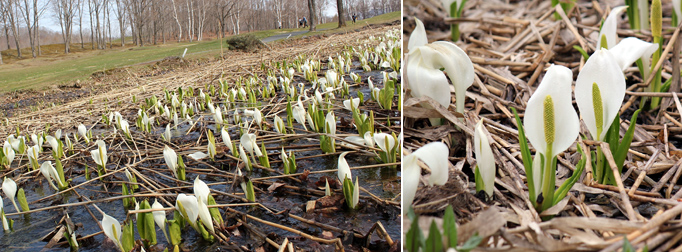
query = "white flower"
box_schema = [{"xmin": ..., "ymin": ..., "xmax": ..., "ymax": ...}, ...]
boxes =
[
  {"xmin": 221, "ymin": 127, "xmax": 234, "ymax": 154},
  {"xmin": 2, "ymin": 177, "xmax": 18, "ymax": 213},
  {"xmin": 101, "ymin": 213, "xmax": 125, "ymax": 252},
  {"xmin": 40, "ymin": 161, "xmax": 64, "ymax": 190},
  {"xmin": 609, "ymin": 37, "xmax": 659, "ymax": 77},
  {"xmin": 325, "ymin": 111, "xmax": 336, "ymax": 135},
  {"xmin": 193, "ymin": 177, "xmax": 210, "ymax": 204},
  {"xmin": 373, "ymin": 133, "xmax": 396, "ymax": 153},
  {"xmin": 292, "ymin": 98, "xmax": 307, "ymax": 130},
  {"xmin": 274, "ymin": 115, "xmax": 286, "ymax": 134},
  {"xmin": 7, "ymin": 135, "xmax": 23, "ymax": 153},
  {"xmin": 363, "ymin": 132, "xmax": 374, "ymax": 147},
  {"xmin": 163, "ymin": 145, "xmax": 178, "ymax": 178},
  {"xmin": 407, "ymin": 18, "xmax": 474, "ymax": 116},
  {"xmin": 188, "ymin": 152, "xmax": 208, "ymax": 160},
  {"xmin": 213, "ymin": 106, "xmax": 224, "ymax": 125},
  {"xmin": 78, "ymin": 124, "xmax": 89, "ymax": 142},
  {"xmin": 90, "ymin": 140, "xmax": 108, "ymax": 168},
  {"xmin": 27, "ymin": 145, "xmax": 39, "ymax": 162},
  {"xmin": 337, "ymin": 152, "xmax": 351, "ymax": 182},
  {"xmin": 31, "ymin": 134, "xmax": 43, "ymax": 147},
  {"xmin": 176, "ymin": 194, "xmax": 199, "ymax": 228},
  {"xmin": 524, "ymin": 64, "xmax": 579, "ymax": 159},
  {"xmin": 197, "ymin": 197, "xmax": 214, "ymax": 233},
  {"xmin": 151, "ymin": 200, "xmax": 169, "ymax": 242},
  {"xmin": 575, "ymin": 49, "xmax": 625, "ymax": 141},
  {"xmin": 0, "ymin": 197, "xmax": 8, "ymax": 231},
  {"xmin": 119, "ymin": 120, "xmax": 131, "ymax": 136},
  {"xmin": 2, "ymin": 142, "xmax": 14, "ymax": 166},
  {"xmin": 253, "ymin": 108, "xmax": 262, "ymax": 126},
  {"xmin": 240, "ymin": 133, "xmax": 261, "ymax": 157},
  {"xmin": 596, "ymin": 6, "xmax": 628, "ymax": 50},
  {"xmin": 474, "ymin": 121, "xmax": 495, "ymax": 197},
  {"xmin": 164, "ymin": 124, "xmax": 172, "ymax": 142},
  {"xmin": 403, "ymin": 142, "xmax": 450, "ymax": 213},
  {"xmin": 343, "ymin": 98, "xmax": 360, "ymax": 111}
]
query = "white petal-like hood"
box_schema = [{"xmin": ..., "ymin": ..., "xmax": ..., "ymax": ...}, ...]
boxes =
[
  {"xmin": 407, "ymin": 18, "xmax": 474, "ymax": 112},
  {"xmin": 163, "ymin": 145, "xmax": 178, "ymax": 178},
  {"xmin": 609, "ymin": 37, "xmax": 659, "ymax": 71},
  {"xmin": 596, "ymin": 6, "xmax": 628, "ymax": 49},
  {"xmin": 524, "ymin": 64, "xmax": 579, "ymax": 157},
  {"xmin": 337, "ymin": 152, "xmax": 352, "ymax": 182},
  {"xmin": 575, "ymin": 49, "xmax": 625, "ymax": 141},
  {"xmin": 474, "ymin": 121, "xmax": 495, "ymax": 197}
]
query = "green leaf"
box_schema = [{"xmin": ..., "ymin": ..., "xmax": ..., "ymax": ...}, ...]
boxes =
[
  {"xmin": 207, "ymin": 195, "xmax": 223, "ymax": 224},
  {"xmin": 425, "ymin": 220, "xmax": 443, "ymax": 252},
  {"xmin": 622, "ymin": 236, "xmax": 635, "ymax": 252},
  {"xmin": 442, "ymin": 205, "xmax": 457, "ymax": 249},
  {"xmin": 572, "ymin": 45, "xmax": 590, "ymax": 61},
  {"xmin": 553, "ymin": 145, "xmax": 585, "ymax": 206},
  {"xmin": 614, "ymin": 109, "xmax": 640, "ymax": 171},
  {"xmin": 122, "ymin": 222, "xmax": 135, "ymax": 252},
  {"xmin": 511, "ymin": 107, "xmax": 534, "ymax": 202},
  {"xmin": 17, "ymin": 188, "xmax": 29, "ymax": 212},
  {"xmin": 168, "ymin": 219, "xmax": 182, "ymax": 246},
  {"xmin": 457, "ymin": 233, "xmax": 483, "ymax": 252},
  {"xmin": 605, "ymin": 114, "xmax": 620, "ymax": 154},
  {"xmin": 474, "ymin": 165, "xmax": 484, "ymax": 195},
  {"xmin": 405, "ymin": 211, "xmax": 424, "ymax": 252},
  {"xmin": 245, "ymin": 179, "xmax": 256, "ymax": 202},
  {"xmin": 342, "ymin": 177, "xmax": 354, "ymax": 209}
]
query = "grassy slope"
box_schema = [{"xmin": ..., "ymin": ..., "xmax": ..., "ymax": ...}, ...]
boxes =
[{"xmin": 0, "ymin": 11, "xmax": 399, "ymax": 92}]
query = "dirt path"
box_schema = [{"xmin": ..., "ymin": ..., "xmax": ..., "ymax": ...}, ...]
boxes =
[{"xmin": 0, "ymin": 23, "xmax": 399, "ymax": 137}]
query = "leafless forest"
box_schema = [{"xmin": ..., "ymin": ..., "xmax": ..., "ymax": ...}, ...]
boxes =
[{"xmin": 0, "ymin": 0, "xmax": 399, "ymax": 57}]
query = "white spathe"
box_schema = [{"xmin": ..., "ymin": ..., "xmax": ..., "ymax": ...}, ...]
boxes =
[
  {"xmin": 373, "ymin": 133, "xmax": 396, "ymax": 153},
  {"xmin": 188, "ymin": 151, "xmax": 208, "ymax": 160},
  {"xmin": 575, "ymin": 49, "xmax": 625, "ymax": 141},
  {"xmin": 596, "ymin": 6, "xmax": 628, "ymax": 49},
  {"xmin": 337, "ymin": 152, "xmax": 352, "ymax": 182},
  {"xmin": 90, "ymin": 140, "xmax": 108, "ymax": 168},
  {"xmin": 474, "ymin": 121, "xmax": 495, "ymax": 197},
  {"xmin": 407, "ymin": 18, "xmax": 474, "ymax": 114},
  {"xmin": 163, "ymin": 145, "xmax": 178, "ymax": 178},
  {"xmin": 176, "ymin": 193, "xmax": 199, "ymax": 227},
  {"xmin": 193, "ymin": 177, "xmax": 210, "ymax": 204},
  {"xmin": 609, "ymin": 37, "xmax": 659, "ymax": 78},
  {"xmin": 523, "ymin": 64, "xmax": 579, "ymax": 158},
  {"xmin": 101, "ymin": 213, "xmax": 124, "ymax": 252},
  {"xmin": 402, "ymin": 142, "xmax": 449, "ymax": 213},
  {"xmin": 343, "ymin": 98, "xmax": 360, "ymax": 111}
]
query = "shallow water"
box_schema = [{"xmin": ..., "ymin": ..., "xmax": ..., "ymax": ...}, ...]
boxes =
[{"xmin": 0, "ymin": 61, "xmax": 401, "ymax": 251}]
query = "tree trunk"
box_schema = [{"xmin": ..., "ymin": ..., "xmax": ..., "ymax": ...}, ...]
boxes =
[
  {"xmin": 7, "ymin": 0, "xmax": 22, "ymax": 58},
  {"xmin": 307, "ymin": 0, "xmax": 316, "ymax": 31},
  {"xmin": 336, "ymin": 0, "xmax": 345, "ymax": 28}
]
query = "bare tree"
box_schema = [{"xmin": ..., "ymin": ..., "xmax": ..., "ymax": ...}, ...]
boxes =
[
  {"xmin": 114, "ymin": 0, "xmax": 126, "ymax": 46},
  {"xmin": 170, "ymin": 0, "xmax": 182, "ymax": 42},
  {"xmin": 77, "ymin": 0, "xmax": 84, "ymax": 48},
  {"xmin": 307, "ymin": 0, "xmax": 316, "ymax": 31},
  {"xmin": 196, "ymin": 0, "xmax": 207, "ymax": 41},
  {"xmin": 336, "ymin": 0, "xmax": 345, "ymax": 28},
  {"xmin": 214, "ymin": 0, "xmax": 234, "ymax": 38},
  {"xmin": 129, "ymin": 0, "xmax": 148, "ymax": 46},
  {"xmin": 5, "ymin": 0, "xmax": 22, "ymax": 58},
  {"xmin": 55, "ymin": 0, "xmax": 77, "ymax": 53}
]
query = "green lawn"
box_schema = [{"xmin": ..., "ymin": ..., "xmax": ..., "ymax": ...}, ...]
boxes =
[{"xmin": 0, "ymin": 11, "xmax": 399, "ymax": 92}]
